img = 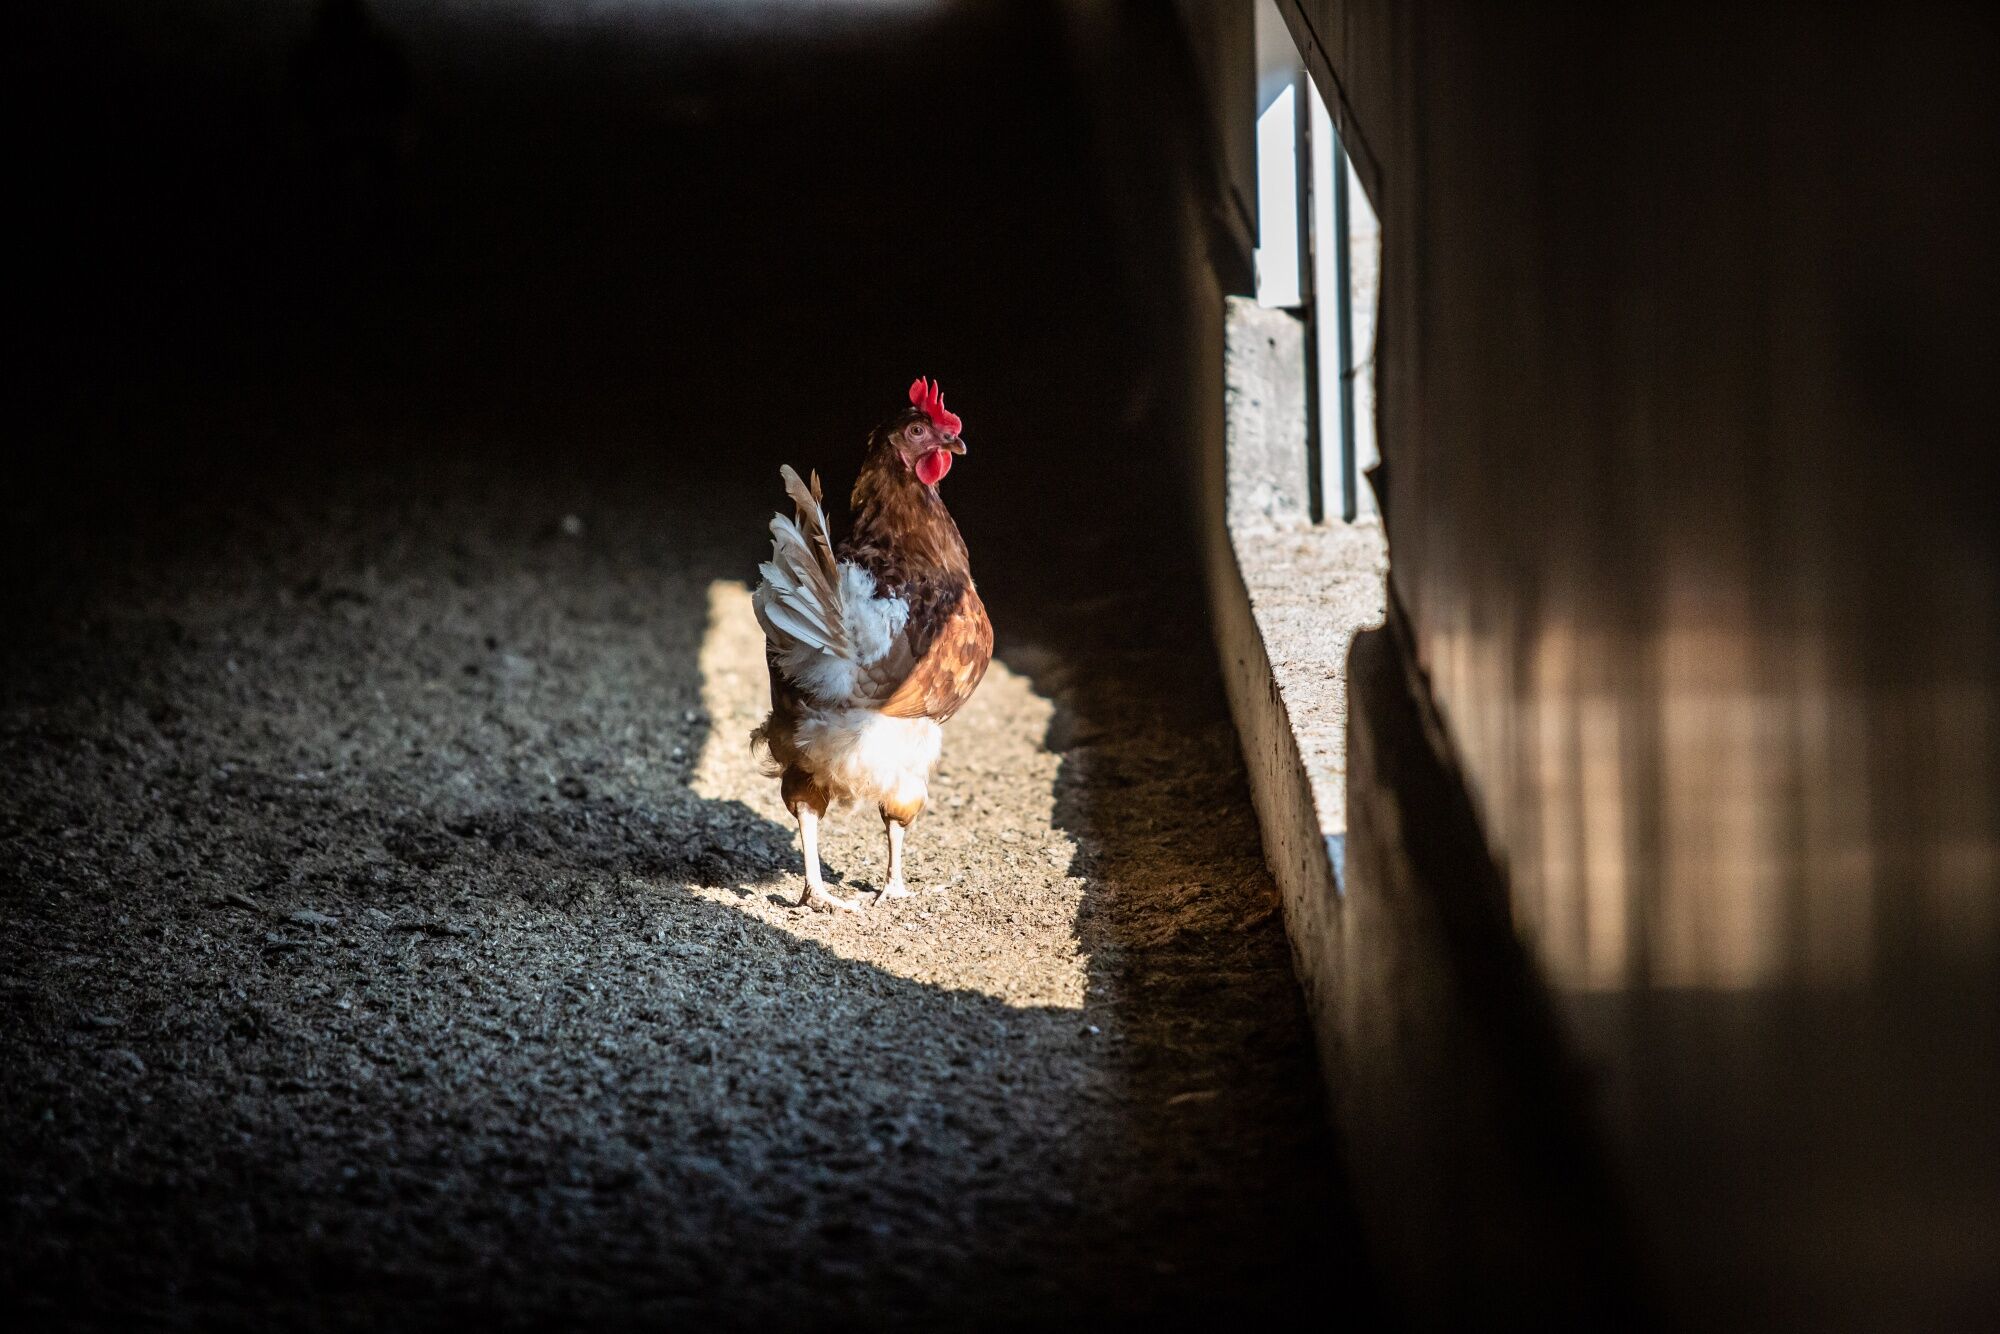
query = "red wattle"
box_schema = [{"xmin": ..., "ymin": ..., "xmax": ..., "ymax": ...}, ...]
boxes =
[{"xmin": 916, "ymin": 448, "xmax": 951, "ymax": 486}]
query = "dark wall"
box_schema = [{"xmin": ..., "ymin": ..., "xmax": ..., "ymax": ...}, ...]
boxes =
[{"xmin": 1286, "ymin": 1, "xmax": 1999, "ymax": 1328}]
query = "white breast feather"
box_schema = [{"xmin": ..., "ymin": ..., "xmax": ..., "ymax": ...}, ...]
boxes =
[{"xmin": 794, "ymin": 710, "xmax": 942, "ymax": 807}]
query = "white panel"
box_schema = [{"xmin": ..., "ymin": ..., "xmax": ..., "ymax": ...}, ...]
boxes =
[
  {"xmin": 1254, "ymin": 83, "xmax": 1303, "ymax": 308},
  {"xmin": 1346, "ymin": 146, "xmax": 1382, "ymax": 517}
]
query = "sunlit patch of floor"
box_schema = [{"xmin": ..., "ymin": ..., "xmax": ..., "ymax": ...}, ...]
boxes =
[{"xmin": 691, "ymin": 579, "xmax": 1087, "ymax": 1009}]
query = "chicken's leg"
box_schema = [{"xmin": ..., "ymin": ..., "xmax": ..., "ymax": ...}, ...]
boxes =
[
  {"xmin": 877, "ymin": 810, "xmax": 912, "ymax": 900},
  {"xmin": 796, "ymin": 807, "xmax": 860, "ymax": 913}
]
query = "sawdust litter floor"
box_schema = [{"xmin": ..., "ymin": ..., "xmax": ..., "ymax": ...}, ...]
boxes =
[{"xmin": 0, "ymin": 459, "xmax": 1363, "ymax": 1329}]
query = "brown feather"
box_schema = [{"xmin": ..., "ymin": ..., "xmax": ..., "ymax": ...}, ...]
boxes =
[
  {"xmin": 880, "ymin": 584, "xmax": 992, "ymax": 723},
  {"xmin": 838, "ymin": 420, "xmax": 992, "ymax": 724},
  {"xmin": 842, "ymin": 418, "xmax": 972, "ymax": 582}
]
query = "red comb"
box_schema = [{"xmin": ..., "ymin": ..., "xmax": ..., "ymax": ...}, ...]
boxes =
[{"xmin": 908, "ymin": 377, "xmax": 963, "ymax": 436}]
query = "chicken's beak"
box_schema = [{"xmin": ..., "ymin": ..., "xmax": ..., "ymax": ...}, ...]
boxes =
[{"xmin": 945, "ymin": 435, "xmax": 967, "ymax": 456}]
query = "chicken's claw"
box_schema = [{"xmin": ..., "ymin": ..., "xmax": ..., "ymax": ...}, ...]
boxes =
[{"xmin": 800, "ymin": 883, "xmax": 863, "ymax": 913}]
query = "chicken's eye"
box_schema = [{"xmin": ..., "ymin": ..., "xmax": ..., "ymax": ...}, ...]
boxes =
[{"xmin": 908, "ymin": 422, "xmax": 929, "ymax": 442}]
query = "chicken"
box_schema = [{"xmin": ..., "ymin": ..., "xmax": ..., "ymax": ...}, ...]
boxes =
[{"xmin": 751, "ymin": 378, "xmax": 993, "ymax": 911}]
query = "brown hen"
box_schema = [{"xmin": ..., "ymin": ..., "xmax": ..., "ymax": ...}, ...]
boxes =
[{"xmin": 751, "ymin": 378, "xmax": 993, "ymax": 911}]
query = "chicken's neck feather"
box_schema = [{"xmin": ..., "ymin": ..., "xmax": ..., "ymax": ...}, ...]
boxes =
[{"xmin": 843, "ymin": 446, "xmax": 970, "ymax": 582}]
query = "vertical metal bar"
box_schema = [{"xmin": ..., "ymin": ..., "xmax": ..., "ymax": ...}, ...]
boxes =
[
  {"xmin": 1332, "ymin": 133, "xmax": 1358, "ymax": 523},
  {"xmin": 1296, "ymin": 69, "xmax": 1325, "ymax": 523}
]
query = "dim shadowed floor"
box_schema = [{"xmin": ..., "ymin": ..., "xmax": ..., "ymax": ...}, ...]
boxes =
[{"xmin": 5, "ymin": 1, "xmax": 1372, "ymax": 1327}]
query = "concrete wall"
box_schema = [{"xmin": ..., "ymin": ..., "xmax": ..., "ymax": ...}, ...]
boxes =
[{"xmin": 1278, "ymin": 2, "xmax": 2000, "ymax": 1328}]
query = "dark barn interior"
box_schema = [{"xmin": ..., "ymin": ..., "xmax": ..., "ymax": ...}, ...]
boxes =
[
  {"xmin": 6, "ymin": 1, "xmax": 1998, "ymax": 1331},
  {"xmin": 8, "ymin": 1, "xmax": 1363, "ymax": 1326}
]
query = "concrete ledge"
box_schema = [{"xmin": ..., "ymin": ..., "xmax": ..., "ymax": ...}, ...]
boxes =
[
  {"xmin": 1207, "ymin": 298, "xmax": 1384, "ymax": 1046},
  {"xmin": 1208, "ymin": 297, "xmax": 1638, "ymax": 1328},
  {"xmin": 1207, "ymin": 301, "xmax": 1385, "ymax": 1078}
]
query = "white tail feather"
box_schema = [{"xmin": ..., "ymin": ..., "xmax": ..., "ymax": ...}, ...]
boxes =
[{"xmin": 752, "ymin": 466, "xmax": 912, "ymax": 707}]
